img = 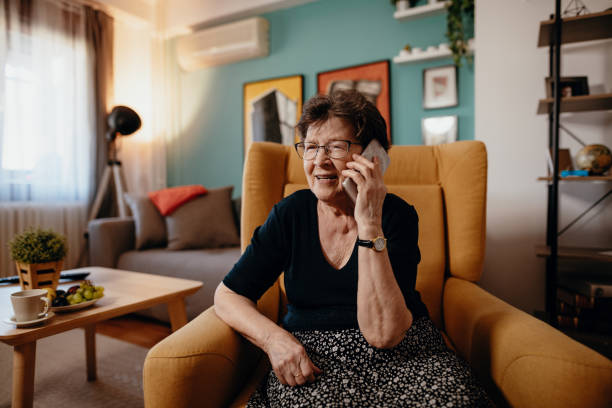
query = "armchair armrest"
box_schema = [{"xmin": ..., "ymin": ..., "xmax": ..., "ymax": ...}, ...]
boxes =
[
  {"xmin": 443, "ymin": 277, "xmax": 612, "ymax": 408},
  {"xmin": 87, "ymin": 217, "xmax": 135, "ymax": 267},
  {"xmin": 143, "ymin": 306, "xmax": 263, "ymax": 408}
]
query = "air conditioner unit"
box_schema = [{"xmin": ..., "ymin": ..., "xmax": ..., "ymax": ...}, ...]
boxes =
[{"xmin": 176, "ymin": 17, "xmax": 269, "ymax": 71}]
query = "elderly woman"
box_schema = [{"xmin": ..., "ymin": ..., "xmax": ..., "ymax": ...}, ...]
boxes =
[{"xmin": 215, "ymin": 90, "xmax": 491, "ymax": 407}]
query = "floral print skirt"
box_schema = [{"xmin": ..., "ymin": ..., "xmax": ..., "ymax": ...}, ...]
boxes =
[{"xmin": 247, "ymin": 317, "xmax": 492, "ymax": 408}]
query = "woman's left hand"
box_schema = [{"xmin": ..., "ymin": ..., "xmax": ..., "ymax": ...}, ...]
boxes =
[{"xmin": 342, "ymin": 153, "xmax": 387, "ymax": 233}]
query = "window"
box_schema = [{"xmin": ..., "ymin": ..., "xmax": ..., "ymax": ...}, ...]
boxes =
[{"xmin": 0, "ymin": 2, "xmax": 95, "ymax": 202}]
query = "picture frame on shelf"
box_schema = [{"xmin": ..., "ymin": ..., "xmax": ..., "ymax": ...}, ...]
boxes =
[
  {"xmin": 243, "ymin": 74, "xmax": 303, "ymax": 158},
  {"xmin": 421, "ymin": 115, "xmax": 458, "ymax": 145},
  {"xmin": 317, "ymin": 60, "xmax": 391, "ymax": 143},
  {"xmin": 545, "ymin": 76, "xmax": 589, "ymax": 98},
  {"xmin": 423, "ymin": 65, "xmax": 458, "ymax": 109}
]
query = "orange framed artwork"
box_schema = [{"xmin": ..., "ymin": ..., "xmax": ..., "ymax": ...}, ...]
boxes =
[
  {"xmin": 317, "ymin": 60, "xmax": 391, "ymax": 144},
  {"xmin": 243, "ymin": 74, "xmax": 304, "ymax": 158}
]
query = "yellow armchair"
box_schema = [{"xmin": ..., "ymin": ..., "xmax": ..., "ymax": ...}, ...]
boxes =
[{"xmin": 143, "ymin": 141, "xmax": 612, "ymax": 408}]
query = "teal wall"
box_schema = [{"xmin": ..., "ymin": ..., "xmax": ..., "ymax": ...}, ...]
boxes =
[{"xmin": 166, "ymin": 0, "xmax": 474, "ymax": 196}]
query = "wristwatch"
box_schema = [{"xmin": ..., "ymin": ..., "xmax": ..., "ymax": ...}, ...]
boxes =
[{"xmin": 356, "ymin": 236, "xmax": 387, "ymax": 252}]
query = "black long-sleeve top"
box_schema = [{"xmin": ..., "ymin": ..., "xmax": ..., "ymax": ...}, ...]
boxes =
[{"xmin": 223, "ymin": 189, "xmax": 429, "ymax": 331}]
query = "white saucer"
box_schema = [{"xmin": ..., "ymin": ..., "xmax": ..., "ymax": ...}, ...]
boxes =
[{"xmin": 4, "ymin": 311, "xmax": 55, "ymax": 328}]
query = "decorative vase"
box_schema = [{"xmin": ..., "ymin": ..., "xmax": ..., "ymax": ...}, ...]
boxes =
[
  {"xmin": 15, "ymin": 259, "xmax": 64, "ymax": 290},
  {"xmin": 575, "ymin": 144, "xmax": 612, "ymax": 175}
]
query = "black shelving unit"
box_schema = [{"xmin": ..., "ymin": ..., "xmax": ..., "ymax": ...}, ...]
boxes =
[{"xmin": 536, "ymin": 3, "xmax": 612, "ymax": 335}]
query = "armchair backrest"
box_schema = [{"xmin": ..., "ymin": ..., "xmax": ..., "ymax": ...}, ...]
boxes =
[{"xmin": 241, "ymin": 141, "xmax": 487, "ymax": 328}]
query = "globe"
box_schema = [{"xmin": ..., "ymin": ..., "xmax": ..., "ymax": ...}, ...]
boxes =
[{"xmin": 575, "ymin": 144, "xmax": 612, "ymax": 175}]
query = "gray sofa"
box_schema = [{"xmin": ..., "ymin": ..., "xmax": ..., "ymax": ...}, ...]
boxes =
[{"xmin": 87, "ymin": 215, "xmax": 241, "ymax": 323}]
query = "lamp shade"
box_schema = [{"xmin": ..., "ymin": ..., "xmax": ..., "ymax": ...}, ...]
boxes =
[{"xmin": 106, "ymin": 106, "xmax": 141, "ymax": 141}]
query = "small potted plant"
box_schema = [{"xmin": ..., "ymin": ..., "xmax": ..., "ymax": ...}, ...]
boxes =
[{"xmin": 9, "ymin": 228, "xmax": 67, "ymax": 290}]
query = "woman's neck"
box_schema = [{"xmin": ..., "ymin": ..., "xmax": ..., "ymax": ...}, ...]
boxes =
[{"xmin": 317, "ymin": 196, "xmax": 354, "ymax": 218}]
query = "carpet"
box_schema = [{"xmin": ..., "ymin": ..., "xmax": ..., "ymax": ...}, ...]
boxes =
[{"xmin": 0, "ymin": 329, "xmax": 148, "ymax": 407}]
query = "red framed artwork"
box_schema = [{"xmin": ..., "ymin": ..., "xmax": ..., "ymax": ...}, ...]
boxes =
[{"xmin": 317, "ymin": 60, "xmax": 391, "ymax": 143}]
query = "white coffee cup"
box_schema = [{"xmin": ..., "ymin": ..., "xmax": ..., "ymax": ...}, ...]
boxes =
[{"xmin": 10, "ymin": 289, "xmax": 50, "ymax": 322}]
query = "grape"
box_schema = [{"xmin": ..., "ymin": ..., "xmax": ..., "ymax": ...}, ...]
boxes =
[
  {"xmin": 72, "ymin": 293, "xmax": 83, "ymax": 303},
  {"xmin": 83, "ymin": 290, "xmax": 93, "ymax": 300}
]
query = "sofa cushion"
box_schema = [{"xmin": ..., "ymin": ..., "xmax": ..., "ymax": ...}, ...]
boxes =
[
  {"xmin": 149, "ymin": 185, "xmax": 208, "ymax": 216},
  {"xmin": 125, "ymin": 193, "xmax": 167, "ymax": 250},
  {"xmin": 166, "ymin": 186, "xmax": 241, "ymax": 250},
  {"xmin": 117, "ymin": 246, "xmax": 241, "ymax": 322}
]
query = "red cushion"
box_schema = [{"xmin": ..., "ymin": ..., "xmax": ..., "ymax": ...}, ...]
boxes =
[{"xmin": 148, "ymin": 185, "xmax": 208, "ymax": 216}]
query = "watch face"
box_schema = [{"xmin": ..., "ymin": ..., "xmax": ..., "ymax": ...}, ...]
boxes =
[{"xmin": 373, "ymin": 237, "xmax": 386, "ymax": 251}]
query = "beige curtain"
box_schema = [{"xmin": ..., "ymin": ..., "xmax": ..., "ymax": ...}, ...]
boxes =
[
  {"xmin": 0, "ymin": 0, "xmax": 109, "ymax": 272},
  {"xmin": 84, "ymin": 6, "xmax": 114, "ymax": 218}
]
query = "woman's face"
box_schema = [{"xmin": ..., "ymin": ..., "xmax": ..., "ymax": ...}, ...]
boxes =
[{"xmin": 303, "ymin": 116, "xmax": 362, "ymax": 205}]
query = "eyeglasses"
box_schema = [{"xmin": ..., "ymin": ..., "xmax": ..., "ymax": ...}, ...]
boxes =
[{"xmin": 294, "ymin": 140, "xmax": 361, "ymax": 160}]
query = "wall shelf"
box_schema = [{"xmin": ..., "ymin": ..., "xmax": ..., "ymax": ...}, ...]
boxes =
[
  {"xmin": 535, "ymin": 245, "xmax": 612, "ymax": 263},
  {"xmin": 538, "ymin": 4, "xmax": 612, "ymax": 327},
  {"xmin": 536, "ymin": 93, "xmax": 612, "ymax": 114},
  {"xmin": 537, "ymin": 10, "xmax": 612, "ymax": 47},
  {"xmin": 537, "ymin": 175, "xmax": 612, "ymax": 182},
  {"xmin": 393, "ymin": 40, "xmax": 473, "ymax": 64},
  {"xmin": 393, "ymin": 1, "xmax": 447, "ymax": 21}
]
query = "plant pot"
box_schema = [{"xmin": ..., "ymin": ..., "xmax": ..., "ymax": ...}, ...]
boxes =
[
  {"xmin": 396, "ymin": 0, "xmax": 410, "ymax": 11},
  {"xmin": 15, "ymin": 260, "xmax": 64, "ymax": 290}
]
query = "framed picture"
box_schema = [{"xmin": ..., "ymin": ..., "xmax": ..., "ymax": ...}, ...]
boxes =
[
  {"xmin": 243, "ymin": 74, "xmax": 304, "ymax": 157},
  {"xmin": 545, "ymin": 76, "xmax": 589, "ymax": 98},
  {"xmin": 423, "ymin": 65, "xmax": 458, "ymax": 109},
  {"xmin": 421, "ymin": 115, "xmax": 458, "ymax": 145},
  {"xmin": 317, "ymin": 60, "xmax": 391, "ymax": 144}
]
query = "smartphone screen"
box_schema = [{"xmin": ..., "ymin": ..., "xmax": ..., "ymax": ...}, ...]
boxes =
[{"xmin": 342, "ymin": 139, "xmax": 390, "ymax": 202}]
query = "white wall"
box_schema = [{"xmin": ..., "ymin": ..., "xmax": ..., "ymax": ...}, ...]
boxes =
[
  {"xmin": 475, "ymin": 0, "xmax": 612, "ymax": 313},
  {"xmin": 113, "ymin": 17, "xmax": 167, "ymax": 194}
]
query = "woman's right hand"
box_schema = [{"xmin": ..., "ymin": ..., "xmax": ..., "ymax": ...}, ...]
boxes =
[{"xmin": 264, "ymin": 330, "xmax": 322, "ymax": 387}]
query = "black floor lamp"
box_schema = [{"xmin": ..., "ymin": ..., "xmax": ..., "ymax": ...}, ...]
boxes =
[{"xmin": 87, "ymin": 105, "xmax": 141, "ymax": 221}]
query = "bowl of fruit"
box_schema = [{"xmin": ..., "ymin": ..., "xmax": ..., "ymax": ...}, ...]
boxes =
[{"xmin": 48, "ymin": 280, "xmax": 105, "ymax": 312}]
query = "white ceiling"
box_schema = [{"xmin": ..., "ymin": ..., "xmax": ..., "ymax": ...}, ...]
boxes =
[{"xmin": 94, "ymin": 0, "xmax": 317, "ymax": 36}]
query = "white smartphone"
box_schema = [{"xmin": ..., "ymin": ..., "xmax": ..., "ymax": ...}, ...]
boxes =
[{"xmin": 342, "ymin": 139, "xmax": 390, "ymax": 202}]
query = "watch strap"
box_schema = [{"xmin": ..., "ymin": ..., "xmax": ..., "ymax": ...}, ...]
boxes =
[{"xmin": 356, "ymin": 238, "xmax": 374, "ymax": 248}]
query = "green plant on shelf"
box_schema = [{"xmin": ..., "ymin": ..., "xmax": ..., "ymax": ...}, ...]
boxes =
[
  {"xmin": 446, "ymin": 0, "xmax": 474, "ymax": 67},
  {"xmin": 9, "ymin": 228, "xmax": 67, "ymax": 264}
]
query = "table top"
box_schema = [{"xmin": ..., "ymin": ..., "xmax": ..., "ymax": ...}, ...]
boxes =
[{"xmin": 0, "ymin": 267, "xmax": 203, "ymax": 346}]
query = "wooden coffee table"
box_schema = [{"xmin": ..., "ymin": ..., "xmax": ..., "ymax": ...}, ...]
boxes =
[{"xmin": 0, "ymin": 267, "xmax": 203, "ymax": 408}]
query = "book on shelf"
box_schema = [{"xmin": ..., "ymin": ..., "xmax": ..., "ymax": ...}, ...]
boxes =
[
  {"xmin": 557, "ymin": 286, "xmax": 595, "ymax": 309},
  {"xmin": 558, "ymin": 275, "xmax": 612, "ymax": 298},
  {"xmin": 560, "ymin": 170, "xmax": 589, "ymax": 177},
  {"xmin": 557, "ymin": 299, "xmax": 590, "ymax": 317},
  {"xmin": 556, "ymin": 298, "xmax": 612, "ymax": 317},
  {"xmin": 556, "ymin": 286, "xmax": 612, "ymax": 334},
  {"xmin": 556, "ymin": 313, "xmax": 612, "ymax": 334}
]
